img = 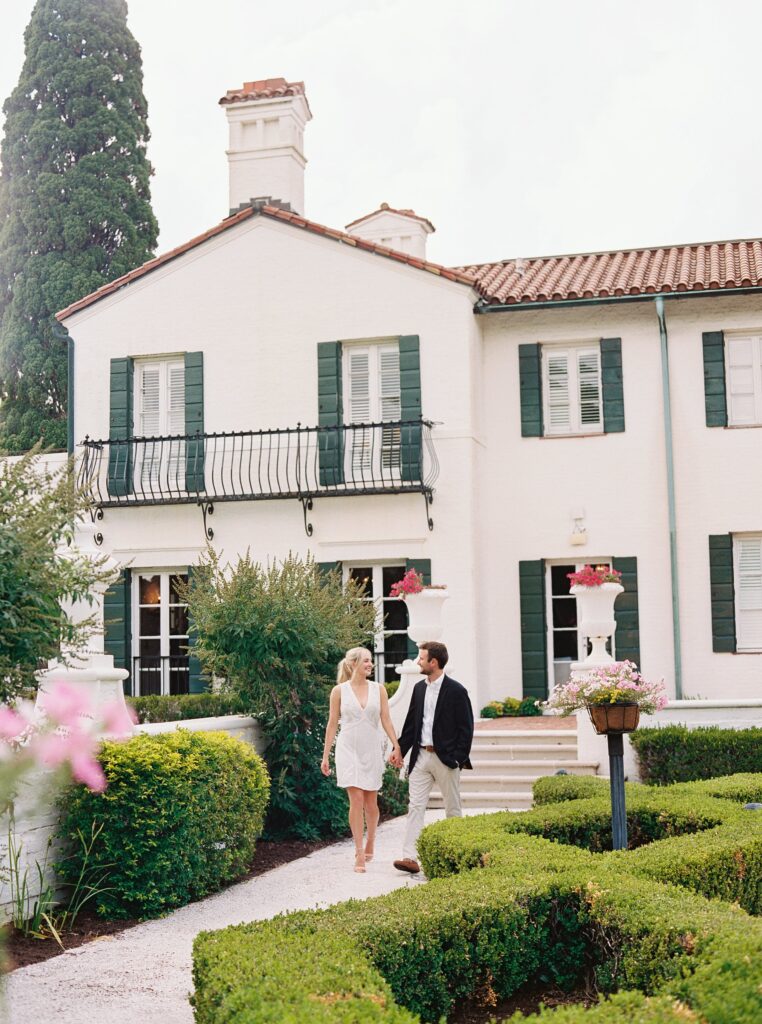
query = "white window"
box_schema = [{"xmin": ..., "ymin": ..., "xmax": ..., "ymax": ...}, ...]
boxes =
[
  {"xmin": 343, "ymin": 342, "xmax": 401, "ymax": 480},
  {"xmin": 133, "ymin": 358, "xmax": 186, "ymax": 490},
  {"xmin": 344, "ymin": 564, "xmax": 409, "ymax": 684},
  {"xmin": 735, "ymin": 535, "xmax": 762, "ymax": 651},
  {"xmin": 132, "ymin": 571, "xmax": 190, "ymax": 695},
  {"xmin": 546, "ymin": 560, "xmax": 614, "ymax": 689},
  {"xmin": 542, "ymin": 344, "xmax": 603, "ymax": 436},
  {"xmin": 726, "ymin": 334, "xmax": 762, "ymax": 426}
]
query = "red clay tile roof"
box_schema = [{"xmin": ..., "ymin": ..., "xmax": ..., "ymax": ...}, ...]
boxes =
[
  {"xmin": 219, "ymin": 78, "xmax": 307, "ymax": 106},
  {"xmin": 460, "ymin": 240, "xmax": 762, "ymax": 306},
  {"xmin": 56, "ymin": 204, "xmax": 475, "ymax": 321},
  {"xmin": 345, "ymin": 203, "xmax": 435, "ymax": 234}
]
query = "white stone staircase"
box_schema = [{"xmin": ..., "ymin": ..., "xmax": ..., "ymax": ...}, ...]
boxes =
[{"xmin": 428, "ymin": 725, "xmax": 599, "ymax": 811}]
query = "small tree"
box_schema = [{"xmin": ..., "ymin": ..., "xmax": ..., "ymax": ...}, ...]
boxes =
[
  {"xmin": 184, "ymin": 551, "xmax": 376, "ymax": 839},
  {"xmin": 0, "ymin": 451, "xmax": 115, "ymax": 701}
]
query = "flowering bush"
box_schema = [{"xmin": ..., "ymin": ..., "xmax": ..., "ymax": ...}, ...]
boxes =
[
  {"xmin": 390, "ymin": 568, "xmax": 425, "ymax": 598},
  {"xmin": 543, "ymin": 661, "xmax": 668, "ymax": 717},
  {"xmin": 567, "ymin": 564, "xmax": 622, "ymax": 587},
  {"xmin": 0, "ymin": 681, "xmax": 136, "ymax": 805}
]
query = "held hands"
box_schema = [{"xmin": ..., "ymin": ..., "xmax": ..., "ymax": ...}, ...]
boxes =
[{"xmin": 387, "ymin": 745, "xmax": 403, "ymax": 769}]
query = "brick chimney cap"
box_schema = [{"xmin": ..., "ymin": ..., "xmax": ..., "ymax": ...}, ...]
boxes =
[{"xmin": 219, "ymin": 78, "xmax": 309, "ymax": 110}]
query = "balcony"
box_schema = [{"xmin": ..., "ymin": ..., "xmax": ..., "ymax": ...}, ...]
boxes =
[{"xmin": 78, "ymin": 418, "xmax": 439, "ymax": 537}]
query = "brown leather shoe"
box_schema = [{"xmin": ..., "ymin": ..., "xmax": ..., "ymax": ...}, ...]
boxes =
[{"xmin": 393, "ymin": 858, "xmax": 421, "ymax": 874}]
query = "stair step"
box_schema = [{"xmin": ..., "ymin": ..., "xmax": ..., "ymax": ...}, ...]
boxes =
[
  {"xmin": 429, "ymin": 791, "xmax": 533, "ymax": 809},
  {"xmin": 469, "ymin": 760, "xmax": 598, "ymax": 776},
  {"xmin": 472, "ymin": 743, "xmax": 578, "ymax": 761}
]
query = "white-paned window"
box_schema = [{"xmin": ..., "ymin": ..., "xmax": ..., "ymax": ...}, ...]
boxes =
[
  {"xmin": 343, "ymin": 342, "xmax": 401, "ymax": 480},
  {"xmin": 134, "ymin": 358, "xmax": 185, "ymax": 490},
  {"xmin": 735, "ymin": 535, "xmax": 762, "ymax": 651},
  {"xmin": 726, "ymin": 334, "xmax": 762, "ymax": 426},
  {"xmin": 344, "ymin": 564, "xmax": 409, "ymax": 684},
  {"xmin": 542, "ymin": 344, "xmax": 603, "ymax": 436},
  {"xmin": 546, "ymin": 560, "xmax": 614, "ymax": 689},
  {"xmin": 132, "ymin": 571, "xmax": 190, "ymax": 695}
]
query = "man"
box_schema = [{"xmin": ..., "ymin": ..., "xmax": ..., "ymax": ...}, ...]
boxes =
[{"xmin": 391, "ymin": 640, "xmax": 474, "ymax": 874}]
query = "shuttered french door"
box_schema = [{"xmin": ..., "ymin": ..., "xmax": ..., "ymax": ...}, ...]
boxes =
[
  {"xmin": 726, "ymin": 335, "xmax": 762, "ymax": 426},
  {"xmin": 134, "ymin": 359, "xmax": 186, "ymax": 490},
  {"xmin": 542, "ymin": 346, "xmax": 603, "ymax": 435},
  {"xmin": 344, "ymin": 343, "xmax": 401, "ymax": 481},
  {"xmin": 735, "ymin": 536, "xmax": 762, "ymax": 651}
]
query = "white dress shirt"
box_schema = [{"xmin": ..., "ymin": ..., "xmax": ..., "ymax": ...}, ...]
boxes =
[{"xmin": 420, "ymin": 673, "xmax": 444, "ymax": 746}]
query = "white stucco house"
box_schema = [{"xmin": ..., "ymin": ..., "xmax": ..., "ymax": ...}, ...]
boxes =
[{"xmin": 56, "ymin": 77, "xmax": 762, "ymax": 715}]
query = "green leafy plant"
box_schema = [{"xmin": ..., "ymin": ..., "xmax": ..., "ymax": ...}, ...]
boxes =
[
  {"xmin": 0, "ymin": 452, "xmax": 116, "ymax": 702},
  {"xmin": 127, "ymin": 692, "xmax": 247, "ymax": 724},
  {"xmin": 378, "ymin": 764, "xmax": 409, "ymax": 818},
  {"xmin": 183, "ymin": 551, "xmax": 375, "ymax": 839},
  {"xmin": 630, "ymin": 725, "xmax": 762, "ymax": 784},
  {"xmin": 56, "ymin": 730, "xmax": 269, "ymax": 919}
]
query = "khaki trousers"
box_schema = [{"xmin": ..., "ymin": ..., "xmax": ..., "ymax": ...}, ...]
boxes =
[{"xmin": 402, "ymin": 748, "xmax": 462, "ymax": 861}]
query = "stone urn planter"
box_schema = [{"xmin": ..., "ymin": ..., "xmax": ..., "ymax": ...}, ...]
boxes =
[
  {"xmin": 571, "ymin": 581, "xmax": 624, "ymax": 665},
  {"xmin": 588, "ymin": 702, "xmax": 640, "ymax": 735},
  {"xmin": 405, "ymin": 587, "xmax": 449, "ymax": 643}
]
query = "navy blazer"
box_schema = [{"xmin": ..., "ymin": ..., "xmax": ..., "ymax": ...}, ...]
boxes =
[{"xmin": 398, "ymin": 674, "xmax": 474, "ymax": 777}]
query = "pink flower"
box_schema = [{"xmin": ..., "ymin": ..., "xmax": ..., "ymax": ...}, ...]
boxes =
[
  {"xmin": 0, "ymin": 706, "xmax": 26, "ymax": 741},
  {"xmin": 69, "ymin": 750, "xmax": 107, "ymax": 793},
  {"xmin": 38, "ymin": 682, "xmax": 92, "ymax": 729},
  {"xmin": 100, "ymin": 699, "xmax": 137, "ymax": 738}
]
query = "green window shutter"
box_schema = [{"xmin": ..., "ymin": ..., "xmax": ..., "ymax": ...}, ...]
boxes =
[
  {"xmin": 519, "ymin": 344, "xmax": 543, "ymax": 437},
  {"xmin": 104, "ymin": 569, "xmax": 132, "ymax": 694},
  {"xmin": 612, "ymin": 557, "xmax": 640, "ymax": 666},
  {"xmin": 317, "ymin": 341, "xmax": 344, "ymax": 486},
  {"xmin": 108, "ymin": 357, "xmax": 133, "ymax": 496},
  {"xmin": 703, "ymin": 332, "xmax": 727, "ymax": 427},
  {"xmin": 185, "ymin": 352, "xmax": 205, "ymax": 492},
  {"xmin": 709, "ymin": 535, "xmax": 736, "ymax": 652},
  {"xmin": 601, "ymin": 338, "xmax": 625, "ymax": 433},
  {"xmin": 186, "ymin": 565, "xmax": 207, "ymax": 693},
  {"xmin": 399, "ymin": 335, "xmax": 422, "ymax": 482},
  {"xmin": 405, "ymin": 557, "xmax": 431, "ymax": 657},
  {"xmin": 519, "ymin": 560, "xmax": 547, "ymax": 700}
]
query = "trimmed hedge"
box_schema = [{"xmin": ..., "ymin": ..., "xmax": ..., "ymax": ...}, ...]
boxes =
[
  {"xmin": 631, "ymin": 724, "xmax": 762, "ymax": 784},
  {"xmin": 127, "ymin": 692, "xmax": 247, "ymax": 723},
  {"xmin": 193, "ymin": 775, "xmax": 762, "ymax": 1022},
  {"xmin": 480, "ymin": 696, "xmax": 542, "ymax": 718},
  {"xmin": 533, "ymin": 774, "xmax": 611, "ymax": 805},
  {"xmin": 57, "ymin": 730, "xmax": 269, "ymax": 919}
]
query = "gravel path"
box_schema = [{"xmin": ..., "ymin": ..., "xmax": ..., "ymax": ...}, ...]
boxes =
[{"xmin": 2, "ymin": 813, "xmax": 440, "ymax": 1024}]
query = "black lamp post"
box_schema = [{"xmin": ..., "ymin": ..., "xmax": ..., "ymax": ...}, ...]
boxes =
[{"xmin": 588, "ymin": 703, "xmax": 640, "ymax": 851}]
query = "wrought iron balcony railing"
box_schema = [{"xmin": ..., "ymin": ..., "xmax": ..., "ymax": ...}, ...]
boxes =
[
  {"xmin": 79, "ymin": 418, "xmax": 438, "ymax": 538},
  {"xmin": 131, "ymin": 655, "xmax": 190, "ymax": 697}
]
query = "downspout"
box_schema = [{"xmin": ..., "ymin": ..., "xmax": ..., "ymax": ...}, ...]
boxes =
[{"xmin": 655, "ymin": 297, "xmax": 683, "ymax": 698}]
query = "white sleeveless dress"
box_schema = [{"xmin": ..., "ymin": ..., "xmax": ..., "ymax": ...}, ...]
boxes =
[{"xmin": 334, "ymin": 681, "xmax": 385, "ymax": 791}]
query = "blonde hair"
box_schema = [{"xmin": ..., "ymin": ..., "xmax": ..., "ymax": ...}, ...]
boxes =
[{"xmin": 336, "ymin": 646, "xmax": 373, "ymax": 684}]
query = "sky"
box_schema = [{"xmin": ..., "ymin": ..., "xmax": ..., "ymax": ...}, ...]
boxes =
[{"xmin": 1, "ymin": 0, "xmax": 761, "ymax": 268}]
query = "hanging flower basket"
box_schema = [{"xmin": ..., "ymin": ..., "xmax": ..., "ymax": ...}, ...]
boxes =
[{"xmin": 588, "ymin": 702, "xmax": 640, "ymax": 735}]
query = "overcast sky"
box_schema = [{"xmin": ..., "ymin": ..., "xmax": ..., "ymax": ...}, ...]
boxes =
[{"xmin": 1, "ymin": 0, "xmax": 760, "ymax": 267}]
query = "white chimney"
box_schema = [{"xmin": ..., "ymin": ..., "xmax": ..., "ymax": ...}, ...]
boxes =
[
  {"xmin": 220, "ymin": 78, "xmax": 312, "ymax": 216},
  {"xmin": 345, "ymin": 203, "xmax": 435, "ymax": 259}
]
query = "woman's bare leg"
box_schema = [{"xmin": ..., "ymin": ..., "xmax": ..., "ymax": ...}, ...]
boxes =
[
  {"xmin": 347, "ymin": 787, "xmax": 366, "ymax": 870},
  {"xmin": 363, "ymin": 790, "xmax": 380, "ymax": 859}
]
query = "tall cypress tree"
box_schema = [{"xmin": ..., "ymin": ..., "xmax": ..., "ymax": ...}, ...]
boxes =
[{"xmin": 0, "ymin": 0, "xmax": 158, "ymax": 453}]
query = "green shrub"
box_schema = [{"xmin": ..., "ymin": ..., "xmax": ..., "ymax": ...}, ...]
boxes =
[
  {"xmin": 127, "ymin": 692, "xmax": 247, "ymax": 723},
  {"xmin": 480, "ymin": 700, "xmax": 504, "ymax": 718},
  {"xmin": 384, "ymin": 680, "xmax": 400, "ymax": 699},
  {"xmin": 57, "ymin": 730, "xmax": 269, "ymax": 919},
  {"xmin": 533, "ymin": 773, "xmax": 611, "ymax": 805},
  {"xmin": 183, "ymin": 552, "xmax": 375, "ymax": 840},
  {"xmin": 377, "ymin": 764, "xmax": 409, "ymax": 818},
  {"xmin": 631, "ymin": 725, "xmax": 762, "ymax": 784},
  {"xmin": 479, "ymin": 695, "xmax": 542, "ymax": 718},
  {"xmin": 193, "ymin": 799, "xmax": 762, "ymax": 1023},
  {"xmin": 518, "ymin": 696, "xmax": 542, "ymax": 716}
]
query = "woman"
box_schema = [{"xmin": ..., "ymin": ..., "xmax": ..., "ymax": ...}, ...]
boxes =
[{"xmin": 321, "ymin": 647, "xmax": 402, "ymax": 872}]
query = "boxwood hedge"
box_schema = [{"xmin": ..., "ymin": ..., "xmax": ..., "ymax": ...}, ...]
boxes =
[
  {"xmin": 193, "ymin": 773, "xmax": 762, "ymax": 1022},
  {"xmin": 630, "ymin": 724, "xmax": 762, "ymax": 784},
  {"xmin": 57, "ymin": 730, "xmax": 269, "ymax": 919}
]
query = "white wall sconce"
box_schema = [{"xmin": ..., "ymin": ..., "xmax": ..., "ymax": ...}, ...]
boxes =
[{"xmin": 570, "ymin": 509, "xmax": 587, "ymax": 546}]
